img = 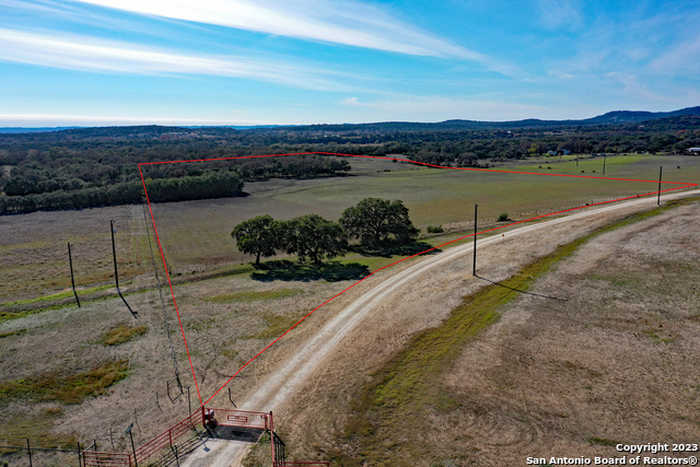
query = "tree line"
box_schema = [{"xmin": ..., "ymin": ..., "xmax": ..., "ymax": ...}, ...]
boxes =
[
  {"xmin": 0, "ymin": 157, "xmax": 348, "ymax": 215},
  {"xmin": 231, "ymin": 198, "xmax": 419, "ymax": 266},
  {"xmin": 0, "ymin": 171, "xmax": 243, "ymax": 214},
  {"xmin": 2, "ymin": 117, "xmax": 699, "ymax": 215}
]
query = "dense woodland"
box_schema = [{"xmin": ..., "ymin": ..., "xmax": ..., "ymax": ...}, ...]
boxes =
[{"xmin": 1, "ymin": 110, "xmax": 699, "ymax": 215}]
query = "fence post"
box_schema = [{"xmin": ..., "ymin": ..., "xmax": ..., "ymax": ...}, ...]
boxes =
[
  {"xmin": 269, "ymin": 411, "xmax": 275, "ymax": 467},
  {"xmin": 26, "ymin": 439, "xmax": 32, "ymax": 467},
  {"xmin": 125, "ymin": 423, "xmax": 137, "ymax": 467},
  {"xmin": 77, "ymin": 441, "xmax": 82, "ymax": 467}
]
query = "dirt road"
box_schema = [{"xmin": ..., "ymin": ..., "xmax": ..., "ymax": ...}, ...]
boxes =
[{"xmin": 181, "ymin": 189, "xmax": 699, "ymax": 467}]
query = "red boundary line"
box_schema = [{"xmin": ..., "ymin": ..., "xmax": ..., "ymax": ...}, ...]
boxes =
[{"xmin": 137, "ymin": 152, "xmax": 697, "ymax": 408}]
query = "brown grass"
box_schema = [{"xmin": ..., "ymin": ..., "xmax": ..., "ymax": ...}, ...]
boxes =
[
  {"xmin": 0, "ymin": 360, "xmax": 129, "ymax": 405},
  {"xmin": 98, "ymin": 324, "xmax": 148, "ymax": 346}
]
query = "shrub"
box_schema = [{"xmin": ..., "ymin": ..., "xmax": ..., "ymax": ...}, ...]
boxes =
[
  {"xmin": 426, "ymin": 225, "xmax": 444, "ymax": 234},
  {"xmin": 497, "ymin": 213, "xmax": 510, "ymax": 222}
]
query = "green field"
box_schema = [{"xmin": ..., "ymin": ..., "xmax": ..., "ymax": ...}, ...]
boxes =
[
  {"xmin": 2, "ymin": 154, "xmax": 699, "ymax": 305},
  {"xmin": 152, "ymin": 154, "xmax": 700, "ymax": 271}
]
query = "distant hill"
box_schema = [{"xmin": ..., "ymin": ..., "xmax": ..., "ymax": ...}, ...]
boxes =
[
  {"xmin": 1, "ymin": 106, "xmax": 699, "ymax": 135},
  {"xmin": 581, "ymin": 107, "xmax": 700, "ymax": 124},
  {"xmin": 286, "ymin": 106, "xmax": 700, "ymax": 131},
  {"xmin": 0, "ymin": 126, "xmax": 80, "ymax": 134}
]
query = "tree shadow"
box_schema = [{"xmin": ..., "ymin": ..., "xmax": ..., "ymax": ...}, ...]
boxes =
[
  {"xmin": 251, "ymin": 260, "xmax": 370, "ymax": 282},
  {"xmin": 350, "ymin": 240, "xmax": 441, "ymax": 258}
]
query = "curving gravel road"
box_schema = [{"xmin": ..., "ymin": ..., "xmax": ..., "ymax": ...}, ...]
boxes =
[{"xmin": 182, "ymin": 189, "xmax": 699, "ymax": 467}]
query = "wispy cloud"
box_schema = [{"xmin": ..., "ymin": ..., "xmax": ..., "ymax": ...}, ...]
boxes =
[
  {"xmin": 547, "ymin": 70, "xmax": 575, "ymax": 79},
  {"xmin": 0, "ymin": 113, "xmax": 286, "ymax": 126},
  {"xmin": 0, "ymin": 28, "xmax": 355, "ymax": 91},
  {"xmin": 605, "ymin": 71, "xmax": 667, "ymax": 102},
  {"xmin": 537, "ymin": 0, "xmax": 583, "ymax": 30},
  {"xmin": 339, "ymin": 95, "xmax": 555, "ymax": 121},
  {"xmin": 71, "ymin": 0, "xmax": 508, "ymax": 70},
  {"xmin": 649, "ymin": 35, "xmax": 700, "ymax": 74}
]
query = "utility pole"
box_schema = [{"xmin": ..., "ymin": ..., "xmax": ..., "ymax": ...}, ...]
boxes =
[
  {"xmin": 657, "ymin": 166, "xmax": 663, "ymax": 206},
  {"xmin": 472, "ymin": 204, "xmax": 478, "ymax": 277},
  {"xmin": 67, "ymin": 242, "xmax": 81, "ymax": 307},
  {"xmin": 111, "ymin": 220, "xmax": 137, "ymax": 318},
  {"xmin": 602, "ymin": 154, "xmax": 606, "ymax": 175},
  {"xmin": 26, "ymin": 439, "xmax": 32, "ymax": 467}
]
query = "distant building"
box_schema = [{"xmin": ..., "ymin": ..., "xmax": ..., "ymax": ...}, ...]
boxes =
[{"xmin": 688, "ymin": 147, "xmax": 700, "ymax": 153}]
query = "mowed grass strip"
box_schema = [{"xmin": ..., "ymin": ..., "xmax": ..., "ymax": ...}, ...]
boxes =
[
  {"xmin": 208, "ymin": 288, "xmax": 303, "ymax": 303},
  {"xmin": 0, "ymin": 360, "xmax": 129, "ymax": 405},
  {"xmin": 98, "ymin": 324, "xmax": 148, "ymax": 346},
  {"xmin": 337, "ymin": 197, "xmax": 699, "ymax": 464}
]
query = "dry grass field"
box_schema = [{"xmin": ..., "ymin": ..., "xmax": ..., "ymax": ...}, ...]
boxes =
[
  {"xmin": 1, "ymin": 154, "xmax": 699, "ymax": 465},
  {"xmin": 265, "ymin": 197, "xmax": 700, "ymax": 466},
  {"xmin": 0, "ymin": 204, "xmax": 148, "ymax": 303}
]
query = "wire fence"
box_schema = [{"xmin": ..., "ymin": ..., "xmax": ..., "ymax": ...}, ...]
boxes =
[{"xmin": 0, "ymin": 440, "xmax": 95, "ymax": 467}]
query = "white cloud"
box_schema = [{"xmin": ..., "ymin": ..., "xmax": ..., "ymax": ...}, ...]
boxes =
[
  {"xmin": 72, "ymin": 0, "xmax": 503, "ymax": 67},
  {"xmin": 649, "ymin": 36, "xmax": 700, "ymax": 74},
  {"xmin": 342, "ymin": 96, "xmax": 361, "ymax": 106},
  {"xmin": 537, "ymin": 0, "xmax": 583, "ymax": 30},
  {"xmin": 605, "ymin": 71, "xmax": 668, "ymax": 103},
  {"xmin": 339, "ymin": 95, "xmax": 556, "ymax": 121},
  {"xmin": 0, "ymin": 28, "xmax": 355, "ymax": 91},
  {"xmin": 547, "ymin": 70, "xmax": 575, "ymax": 79},
  {"xmin": 0, "ymin": 113, "xmax": 291, "ymax": 126}
]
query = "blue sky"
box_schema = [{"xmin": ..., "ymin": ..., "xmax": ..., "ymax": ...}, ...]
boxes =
[{"xmin": 0, "ymin": 0, "xmax": 698, "ymax": 126}]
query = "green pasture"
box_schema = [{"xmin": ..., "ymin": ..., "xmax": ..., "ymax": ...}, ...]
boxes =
[
  {"xmin": 513, "ymin": 153, "xmax": 700, "ymax": 184},
  {"xmin": 2, "ymin": 153, "xmax": 698, "ymax": 307},
  {"xmin": 152, "ymin": 154, "xmax": 700, "ymax": 271}
]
